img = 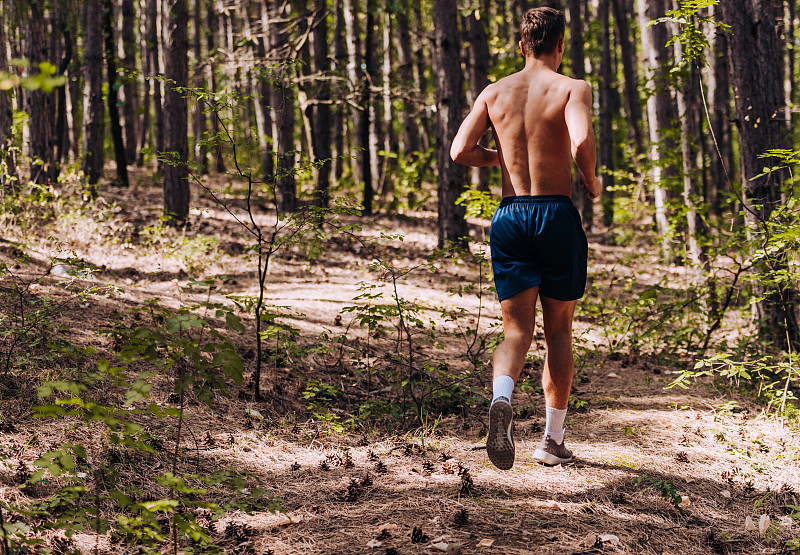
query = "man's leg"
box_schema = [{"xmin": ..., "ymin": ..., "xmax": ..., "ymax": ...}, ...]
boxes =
[
  {"xmin": 493, "ymin": 286, "xmax": 539, "ymax": 384},
  {"xmin": 533, "ymin": 295, "xmax": 577, "ymax": 464},
  {"xmin": 486, "ymin": 286, "xmax": 538, "ymax": 470}
]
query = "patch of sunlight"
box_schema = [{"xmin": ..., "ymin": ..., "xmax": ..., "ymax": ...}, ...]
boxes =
[{"xmin": 605, "ymin": 452, "xmax": 638, "ymax": 469}]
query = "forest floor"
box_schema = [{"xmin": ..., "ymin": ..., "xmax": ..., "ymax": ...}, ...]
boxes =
[{"xmin": 1, "ymin": 168, "xmax": 799, "ymax": 554}]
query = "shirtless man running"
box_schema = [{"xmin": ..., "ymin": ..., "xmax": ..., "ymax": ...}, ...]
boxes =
[{"xmin": 450, "ymin": 7, "xmax": 601, "ymax": 470}]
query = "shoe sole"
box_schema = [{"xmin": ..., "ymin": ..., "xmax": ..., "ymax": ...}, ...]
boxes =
[
  {"xmin": 532, "ymin": 448, "xmax": 573, "ymax": 466},
  {"xmin": 487, "ymin": 400, "xmax": 514, "ymax": 470}
]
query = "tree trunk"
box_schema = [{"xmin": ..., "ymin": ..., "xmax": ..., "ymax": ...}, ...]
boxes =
[
  {"xmin": 676, "ymin": 48, "xmax": 704, "ymax": 268},
  {"xmin": 255, "ymin": 0, "xmax": 273, "ymax": 181},
  {"xmin": 366, "ymin": 1, "xmax": 380, "ymax": 206},
  {"xmin": 598, "ymin": 0, "xmax": 614, "ymax": 227},
  {"xmin": 433, "ymin": 0, "xmax": 467, "ymax": 246},
  {"xmin": 192, "ymin": 0, "xmax": 208, "ymax": 174},
  {"xmin": 121, "ymin": 0, "xmax": 138, "ymax": 164},
  {"xmin": 344, "ymin": 0, "xmax": 372, "ymax": 213},
  {"xmin": 722, "ymin": 0, "xmax": 799, "ymax": 348},
  {"xmin": 413, "ymin": 0, "xmax": 431, "ymax": 152},
  {"xmin": 208, "ymin": 0, "xmax": 225, "ymax": 172},
  {"xmin": 104, "ymin": 0, "xmax": 130, "ymax": 187},
  {"xmin": 567, "ymin": 0, "xmax": 589, "ymax": 224},
  {"xmin": 396, "ymin": 0, "xmax": 419, "ymax": 156},
  {"xmin": 785, "ymin": 0, "xmax": 795, "ymax": 140},
  {"xmin": 467, "ymin": 5, "xmax": 490, "ymax": 192},
  {"xmin": 706, "ymin": 22, "xmax": 734, "ymax": 219},
  {"xmin": 136, "ymin": 0, "xmax": 152, "ymax": 166},
  {"xmin": 81, "ymin": 0, "xmax": 106, "ymax": 193},
  {"xmin": 26, "ymin": 1, "xmax": 53, "ymax": 185},
  {"xmin": 163, "ymin": 0, "xmax": 190, "ymax": 222},
  {"xmin": 0, "ymin": 0, "xmax": 16, "ymax": 187},
  {"xmin": 312, "ymin": 0, "xmax": 332, "ymax": 206},
  {"xmin": 53, "ymin": 0, "xmax": 72, "ymax": 178},
  {"xmin": 273, "ymin": 1, "xmax": 296, "ymax": 213},
  {"xmin": 611, "ymin": 0, "xmax": 643, "ymax": 154},
  {"xmin": 68, "ymin": 52, "xmax": 81, "ymax": 163},
  {"xmin": 150, "ymin": 0, "xmax": 165, "ymax": 171},
  {"xmin": 379, "ymin": 10, "xmax": 396, "ymax": 199},
  {"xmin": 638, "ymin": 0, "xmax": 676, "ymax": 257},
  {"xmin": 332, "ymin": 0, "xmax": 345, "ymax": 184}
]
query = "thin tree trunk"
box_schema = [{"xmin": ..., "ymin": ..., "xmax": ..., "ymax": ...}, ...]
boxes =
[
  {"xmin": 433, "ymin": 0, "xmax": 467, "ymax": 246},
  {"xmin": 344, "ymin": 0, "xmax": 372, "ymax": 213},
  {"xmin": 567, "ymin": 0, "xmax": 588, "ymax": 222},
  {"xmin": 379, "ymin": 10, "xmax": 395, "ymax": 199},
  {"xmin": 122, "ymin": 0, "xmax": 138, "ymax": 164},
  {"xmin": 104, "ymin": 0, "xmax": 130, "ymax": 187},
  {"xmin": 295, "ymin": 21, "xmax": 315, "ymax": 180},
  {"xmin": 312, "ymin": 0, "xmax": 332, "ymax": 206},
  {"xmin": 785, "ymin": 0, "xmax": 795, "ymax": 142},
  {"xmin": 638, "ymin": 0, "xmax": 676, "ymax": 257},
  {"xmin": 706, "ymin": 22, "xmax": 734, "ymax": 219},
  {"xmin": 67, "ymin": 53, "xmax": 81, "ymax": 163},
  {"xmin": 27, "ymin": 1, "xmax": 53, "ymax": 185},
  {"xmin": 611, "ymin": 0, "xmax": 643, "ymax": 154},
  {"xmin": 208, "ymin": 0, "xmax": 225, "ymax": 172},
  {"xmin": 722, "ymin": 0, "xmax": 799, "ymax": 348},
  {"xmin": 332, "ymin": 0, "xmax": 345, "ymax": 184},
  {"xmin": 396, "ymin": 0, "xmax": 419, "ymax": 156},
  {"xmin": 163, "ymin": 0, "xmax": 190, "ymax": 222},
  {"xmin": 467, "ymin": 6, "xmax": 490, "ymax": 192},
  {"xmin": 52, "ymin": 0, "xmax": 72, "ymax": 178},
  {"xmin": 253, "ymin": 0, "xmax": 268, "ymax": 180},
  {"xmin": 136, "ymin": 0, "xmax": 152, "ymax": 166},
  {"xmin": 413, "ymin": 0, "xmax": 430, "ymax": 152},
  {"xmin": 192, "ymin": 0, "xmax": 208, "ymax": 174},
  {"xmin": 598, "ymin": 0, "xmax": 614, "ymax": 227},
  {"xmin": 366, "ymin": 1, "xmax": 380, "ymax": 205},
  {"xmin": 82, "ymin": 0, "xmax": 105, "ymax": 193},
  {"xmin": 0, "ymin": 0, "xmax": 16, "ymax": 187},
  {"xmin": 153, "ymin": 0, "xmax": 165, "ymax": 171},
  {"xmin": 676, "ymin": 48, "xmax": 704, "ymax": 268},
  {"xmin": 273, "ymin": 1, "xmax": 296, "ymax": 213}
]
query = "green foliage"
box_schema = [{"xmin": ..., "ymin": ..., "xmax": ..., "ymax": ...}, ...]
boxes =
[
  {"xmin": 301, "ymin": 379, "xmax": 342, "ymax": 408},
  {"xmin": 669, "ymin": 352, "xmax": 799, "ymax": 419},
  {"xmin": 455, "ymin": 189, "xmax": 500, "ymax": 221},
  {"xmin": 0, "ymin": 60, "xmax": 66, "ymax": 92},
  {"xmin": 578, "ymin": 270, "xmax": 710, "ymax": 359},
  {"xmin": 380, "ymin": 148, "xmax": 436, "ymax": 212},
  {"xmin": 0, "ymin": 273, "xmax": 281, "ymax": 552},
  {"xmin": 649, "ymin": 0, "xmax": 730, "ymax": 68},
  {"xmin": 635, "ymin": 476, "xmax": 685, "ymax": 515}
]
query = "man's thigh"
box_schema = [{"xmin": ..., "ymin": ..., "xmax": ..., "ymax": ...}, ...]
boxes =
[
  {"xmin": 539, "ymin": 295, "xmax": 577, "ymax": 335},
  {"xmin": 499, "ymin": 286, "xmax": 539, "ymax": 334}
]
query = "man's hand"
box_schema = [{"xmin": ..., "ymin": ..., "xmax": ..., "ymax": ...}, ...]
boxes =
[{"xmin": 581, "ymin": 173, "xmax": 601, "ymax": 201}]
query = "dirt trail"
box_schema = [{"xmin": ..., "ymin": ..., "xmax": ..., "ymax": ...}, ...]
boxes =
[{"xmin": 1, "ymin": 179, "xmax": 799, "ymax": 554}]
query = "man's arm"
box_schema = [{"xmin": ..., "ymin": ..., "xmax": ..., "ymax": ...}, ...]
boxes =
[
  {"xmin": 564, "ymin": 81, "xmax": 601, "ymax": 200},
  {"xmin": 450, "ymin": 89, "xmax": 500, "ymax": 167}
]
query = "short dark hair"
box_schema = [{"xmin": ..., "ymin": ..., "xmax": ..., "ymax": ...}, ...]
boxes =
[{"xmin": 520, "ymin": 7, "xmax": 565, "ymax": 57}]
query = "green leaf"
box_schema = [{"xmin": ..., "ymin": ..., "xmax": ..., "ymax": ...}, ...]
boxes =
[{"xmin": 226, "ymin": 312, "xmax": 245, "ymax": 332}]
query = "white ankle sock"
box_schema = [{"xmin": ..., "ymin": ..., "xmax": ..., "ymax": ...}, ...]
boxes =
[
  {"xmin": 545, "ymin": 407, "xmax": 567, "ymax": 443},
  {"xmin": 492, "ymin": 375, "xmax": 514, "ymax": 403}
]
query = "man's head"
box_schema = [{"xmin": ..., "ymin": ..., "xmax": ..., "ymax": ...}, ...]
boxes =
[{"xmin": 520, "ymin": 7, "xmax": 565, "ymax": 58}]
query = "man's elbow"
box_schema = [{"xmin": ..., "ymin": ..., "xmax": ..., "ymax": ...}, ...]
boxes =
[
  {"xmin": 571, "ymin": 136, "xmax": 594, "ymax": 157},
  {"xmin": 450, "ymin": 140, "xmax": 469, "ymax": 164}
]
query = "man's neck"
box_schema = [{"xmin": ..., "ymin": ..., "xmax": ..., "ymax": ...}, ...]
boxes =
[{"xmin": 523, "ymin": 54, "xmax": 560, "ymax": 73}]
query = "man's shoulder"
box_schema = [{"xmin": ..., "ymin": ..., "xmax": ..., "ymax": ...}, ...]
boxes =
[{"xmin": 553, "ymin": 73, "xmax": 589, "ymax": 90}]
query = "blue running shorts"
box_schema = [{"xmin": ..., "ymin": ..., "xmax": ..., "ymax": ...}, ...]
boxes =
[{"xmin": 490, "ymin": 195, "xmax": 588, "ymax": 302}]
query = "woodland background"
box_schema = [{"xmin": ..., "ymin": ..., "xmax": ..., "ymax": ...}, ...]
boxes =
[{"xmin": 0, "ymin": 0, "xmax": 800, "ymax": 553}]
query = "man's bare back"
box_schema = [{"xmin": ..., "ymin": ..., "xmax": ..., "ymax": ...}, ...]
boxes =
[{"xmin": 450, "ymin": 38, "xmax": 600, "ymax": 201}]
